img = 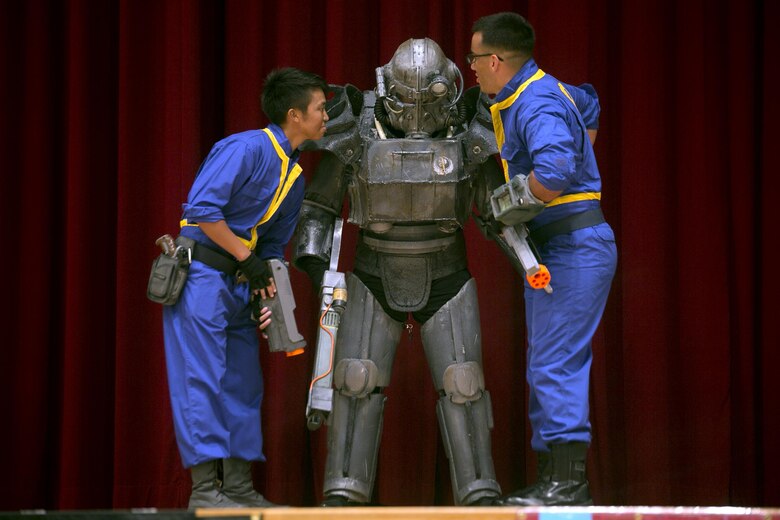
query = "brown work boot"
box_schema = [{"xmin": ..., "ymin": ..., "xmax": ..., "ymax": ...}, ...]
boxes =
[
  {"xmin": 221, "ymin": 458, "xmax": 285, "ymax": 507},
  {"xmin": 188, "ymin": 460, "xmax": 244, "ymax": 510}
]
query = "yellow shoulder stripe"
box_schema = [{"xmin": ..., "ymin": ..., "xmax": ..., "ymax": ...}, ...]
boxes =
[
  {"xmin": 489, "ymin": 69, "xmax": 546, "ymax": 182},
  {"xmin": 558, "ymin": 82, "xmax": 576, "ymax": 107},
  {"xmin": 179, "ymin": 128, "xmax": 303, "ymax": 252}
]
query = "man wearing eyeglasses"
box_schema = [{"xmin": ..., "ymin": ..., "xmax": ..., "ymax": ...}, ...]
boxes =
[{"xmin": 469, "ymin": 12, "xmax": 618, "ymax": 506}]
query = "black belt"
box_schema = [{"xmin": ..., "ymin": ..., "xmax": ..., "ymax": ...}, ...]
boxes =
[
  {"xmin": 191, "ymin": 242, "xmax": 239, "ymax": 276},
  {"xmin": 529, "ymin": 208, "xmax": 605, "ymax": 248}
]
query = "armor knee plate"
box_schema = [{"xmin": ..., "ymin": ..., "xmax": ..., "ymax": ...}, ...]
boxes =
[
  {"xmin": 335, "ymin": 274, "xmax": 403, "ymax": 384},
  {"xmin": 443, "ymin": 361, "xmax": 485, "ymax": 404},
  {"xmin": 334, "ymin": 359, "xmax": 379, "ymax": 398},
  {"xmin": 420, "ymin": 277, "xmax": 482, "ymax": 390}
]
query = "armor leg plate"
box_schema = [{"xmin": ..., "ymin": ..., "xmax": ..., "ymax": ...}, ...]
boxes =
[
  {"xmin": 420, "ymin": 278, "xmax": 501, "ymax": 504},
  {"xmin": 323, "ymin": 273, "xmax": 403, "ymax": 502}
]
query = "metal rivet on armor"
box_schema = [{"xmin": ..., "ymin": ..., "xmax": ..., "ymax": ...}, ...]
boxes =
[
  {"xmin": 473, "ymin": 146, "xmax": 482, "ymax": 155},
  {"xmin": 346, "ymin": 149, "xmax": 353, "ymax": 156}
]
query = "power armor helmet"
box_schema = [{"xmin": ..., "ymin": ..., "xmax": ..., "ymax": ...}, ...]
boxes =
[{"xmin": 375, "ymin": 38, "xmax": 465, "ymax": 138}]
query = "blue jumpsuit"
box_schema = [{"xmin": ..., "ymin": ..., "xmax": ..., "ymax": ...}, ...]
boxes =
[
  {"xmin": 491, "ymin": 59, "xmax": 618, "ymax": 452},
  {"xmin": 162, "ymin": 125, "xmax": 304, "ymax": 467}
]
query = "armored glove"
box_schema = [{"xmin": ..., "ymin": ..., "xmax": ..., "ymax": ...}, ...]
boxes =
[{"xmin": 238, "ymin": 253, "xmax": 273, "ymax": 292}]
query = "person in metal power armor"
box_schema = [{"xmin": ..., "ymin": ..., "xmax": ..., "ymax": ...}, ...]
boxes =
[
  {"xmin": 469, "ymin": 12, "xmax": 618, "ymax": 506},
  {"xmin": 293, "ymin": 38, "xmax": 507, "ymax": 506},
  {"xmin": 162, "ymin": 67, "xmax": 328, "ymax": 509}
]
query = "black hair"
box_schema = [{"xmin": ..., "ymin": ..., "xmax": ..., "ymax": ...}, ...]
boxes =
[
  {"xmin": 472, "ymin": 12, "xmax": 535, "ymax": 56},
  {"xmin": 261, "ymin": 67, "xmax": 327, "ymax": 125}
]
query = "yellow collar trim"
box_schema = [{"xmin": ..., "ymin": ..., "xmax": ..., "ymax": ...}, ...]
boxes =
[
  {"xmin": 241, "ymin": 128, "xmax": 302, "ymax": 249},
  {"xmin": 490, "ymin": 69, "xmax": 546, "ymax": 182}
]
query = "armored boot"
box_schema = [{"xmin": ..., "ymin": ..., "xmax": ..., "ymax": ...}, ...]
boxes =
[
  {"xmin": 320, "ymin": 495, "xmax": 365, "ymax": 507},
  {"xmin": 188, "ymin": 460, "xmax": 244, "ymax": 510},
  {"xmin": 221, "ymin": 458, "xmax": 284, "ymax": 507},
  {"xmin": 502, "ymin": 442, "xmax": 593, "ymax": 506}
]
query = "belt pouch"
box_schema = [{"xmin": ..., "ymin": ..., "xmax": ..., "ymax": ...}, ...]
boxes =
[{"xmin": 147, "ymin": 236, "xmax": 194, "ymax": 305}]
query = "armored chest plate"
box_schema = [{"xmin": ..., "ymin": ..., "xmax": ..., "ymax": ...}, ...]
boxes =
[{"xmin": 349, "ymin": 138, "xmax": 473, "ymax": 228}]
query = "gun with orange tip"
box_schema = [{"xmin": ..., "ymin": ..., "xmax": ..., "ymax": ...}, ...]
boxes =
[
  {"xmin": 489, "ymin": 175, "xmax": 552, "ymax": 294},
  {"xmin": 258, "ymin": 259, "xmax": 307, "ymax": 356}
]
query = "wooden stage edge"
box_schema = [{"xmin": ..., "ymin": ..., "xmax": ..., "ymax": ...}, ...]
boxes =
[
  {"xmin": 193, "ymin": 506, "xmax": 780, "ymax": 520},
  {"xmin": 3, "ymin": 506, "xmax": 780, "ymax": 520}
]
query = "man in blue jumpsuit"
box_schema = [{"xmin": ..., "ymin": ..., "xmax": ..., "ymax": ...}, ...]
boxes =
[
  {"xmin": 162, "ymin": 68, "xmax": 328, "ymax": 509},
  {"xmin": 469, "ymin": 12, "xmax": 618, "ymax": 505}
]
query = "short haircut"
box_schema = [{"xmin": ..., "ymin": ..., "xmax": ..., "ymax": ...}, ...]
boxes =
[
  {"xmin": 261, "ymin": 67, "xmax": 327, "ymax": 125},
  {"xmin": 472, "ymin": 12, "xmax": 535, "ymax": 56}
]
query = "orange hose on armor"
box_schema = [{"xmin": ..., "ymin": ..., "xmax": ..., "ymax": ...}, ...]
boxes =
[{"xmin": 308, "ymin": 303, "xmax": 335, "ymax": 391}]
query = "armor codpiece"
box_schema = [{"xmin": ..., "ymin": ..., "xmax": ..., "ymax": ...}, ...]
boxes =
[{"xmin": 293, "ymin": 38, "xmax": 502, "ymax": 505}]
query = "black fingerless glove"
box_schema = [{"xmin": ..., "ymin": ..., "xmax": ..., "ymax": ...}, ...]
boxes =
[
  {"xmin": 250, "ymin": 293, "xmax": 265, "ymax": 322},
  {"xmin": 297, "ymin": 256, "xmax": 327, "ymax": 290},
  {"xmin": 238, "ymin": 253, "xmax": 272, "ymax": 291}
]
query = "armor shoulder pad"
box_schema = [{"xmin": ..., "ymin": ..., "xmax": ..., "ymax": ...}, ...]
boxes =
[
  {"xmin": 461, "ymin": 86, "xmax": 498, "ymax": 163},
  {"xmin": 344, "ymin": 84, "xmax": 364, "ymax": 115},
  {"xmin": 300, "ymin": 84, "xmax": 363, "ymax": 164},
  {"xmin": 462, "ymin": 86, "xmax": 493, "ymax": 128}
]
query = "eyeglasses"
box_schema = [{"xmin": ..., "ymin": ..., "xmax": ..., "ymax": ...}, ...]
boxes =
[{"xmin": 465, "ymin": 52, "xmax": 504, "ymax": 65}]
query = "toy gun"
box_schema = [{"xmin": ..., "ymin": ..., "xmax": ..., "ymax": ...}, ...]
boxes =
[
  {"xmin": 489, "ymin": 175, "xmax": 552, "ymax": 294},
  {"xmin": 261, "ymin": 259, "xmax": 307, "ymax": 356},
  {"xmin": 155, "ymin": 234, "xmax": 178, "ymax": 257},
  {"xmin": 306, "ymin": 218, "xmax": 348, "ymax": 430}
]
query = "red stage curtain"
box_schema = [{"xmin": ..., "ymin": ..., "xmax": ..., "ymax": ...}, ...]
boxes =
[{"xmin": 1, "ymin": 0, "xmax": 777, "ymax": 509}]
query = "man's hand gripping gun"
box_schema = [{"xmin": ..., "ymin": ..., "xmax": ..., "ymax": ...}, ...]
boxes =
[
  {"xmin": 257, "ymin": 259, "xmax": 307, "ymax": 356},
  {"xmin": 489, "ymin": 175, "xmax": 553, "ymax": 294},
  {"xmin": 306, "ymin": 218, "xmax": 347, "ymax": 431}
]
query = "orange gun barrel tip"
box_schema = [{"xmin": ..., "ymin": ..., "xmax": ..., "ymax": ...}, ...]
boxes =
[
  {"xmin": 286, "ymin": 348, "xmax": 305, "ymax": 357},
  {"xmin": 527, "ymin": 265, "xmax": 551, "ymax": 289}
]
